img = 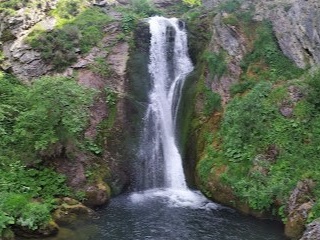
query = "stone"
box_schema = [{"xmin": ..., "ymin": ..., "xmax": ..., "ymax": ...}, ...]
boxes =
[
  {"xmin": 14, "ymin": 221, "xmax": 59, "ymax": 239},
  {"xmin": 53, "ymin": 199, "xmax": 92, "ymax": 226},
  {"xmin": 285, "ymin": 180, "xmax": 315, "ymax": 239},
  {"xmin": 84, "ymin": 181, "xmax": 111, "ymax": 207},
  {"xmin": 300, "ymin": 218, "xmax": 320, "ymax": 240}
]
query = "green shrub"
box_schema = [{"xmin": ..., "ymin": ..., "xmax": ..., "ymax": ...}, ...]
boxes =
[
  {"xmin": 204, "ymin": 88, "xmax": 221, "ymax": 116},
  {"xmin": 182, "ymin": 0, "xmax": 201, "ymax": 7},
  {"xmin": 229, "ymin": 79, "xmax": 255, "ymax": 96},
  {"xmin": 131, "ymin": 0, "xmax": 159, "ymax": 16},
  {"xmin": 203, "ymin": 51, "xmax": 227, "ymax": 78},
  {"xmin": 241, "ymin": 21, "xmax": 304, "ymax": 81},
  {"xmin": 13, "ymin": 76, "xmax": 94, "ymax": 154},
  {"xmin": 26, "ymin": 7, "xmax": 111, "ymax": 71},
  {"xmin": 89, "ymin": 57, "xmax": 111, "ymax": 78},
  {"xmin": 219, "ymin": 0, "xmax": 242, "ymax": 13},
  {"xmin": 16, "ymin": 202, "xmax": 51, "ymax": 230}
]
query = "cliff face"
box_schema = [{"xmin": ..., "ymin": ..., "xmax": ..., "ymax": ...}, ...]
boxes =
[
  {"xmin": 188, "ymin": 1, "xmax": 320, "ymax": 239},
  {"xmin": 2, "ymin": 0, "xmax": 320, "ymax": 239}
]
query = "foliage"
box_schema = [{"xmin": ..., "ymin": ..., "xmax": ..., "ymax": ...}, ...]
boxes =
[
  {"xmin": 204, "ymin": 87, "xmax": 221, "ymax": 116},
  {"xmin": 182, "ymin": 0, "xmax": 201, "ymax": 7},
  {"xmin": 203, "ymin": 51, "xmax": 227, "ymax": 78},
  {"xmin": 0, "ymin": 73, "xmax": 94, "ymax": 162},
  {"xmin": 53, "ymin": 0, "xmax": 85, "ymax": 20},
  {"xmin": 241, "ymin": 22, "xmax": 304, "ymax": 81},
  {"xmin": 218, "ymin": 0, "xmax": 242, "ymax": 13},
  {"xmin": 13, "ymin": 76, "xmax": 94, "ymax": 156},
  {"xmin": 197, "ymin": 70, "xmax": 320, "ymax": 222},
  {"xmin": 229, "ymin": 78, "xmax": 256, "ymax": 96},
  {"xmin": 26, "ymin": 7, "xmax": 111, "ymax": 70},
  {"xmin": 0, "ymin": 160, "xmax": 71, "ymax": 233},
  {"xmin": 131, "ymin": 0, "xmax": 159, "ymax": 16},
  {"xmin": 89, "ymin": 57, "xmax": 112, "ymax": 78}
]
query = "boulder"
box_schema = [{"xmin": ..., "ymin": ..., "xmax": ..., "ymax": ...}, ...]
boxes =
[
  {"xmin": 285, "ymin": 180, "xmax": 315, "ymax": 239},
  {"xmin": 53, "ymin": 198, "xmax": 93, "ymax": 226},
  {"xmin": 84, "ymin": 181, "xmax": 111, "ymax": 207},
  {"xmin": 13, "ymin": 221, "xmax": 59, "ymax": 239},
  {"xmin": 300, "ymin": 218, "xmax": 320, "ymax": 240}
]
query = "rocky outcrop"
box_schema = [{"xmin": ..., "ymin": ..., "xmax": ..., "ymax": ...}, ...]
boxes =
[
  {"xmin": 53, "ymin": 197, "xmax": 93, "ymax": 226},
  {"xmin": 284, "ymin": 180, "xmax": 315, "ymax": 239},
  {"xmin": 254, "ymin": 0, "xmax": 320, "ymax": 68},
  {"xmin": 0, "ymin": 1, "xmax": 58, "ymax": 79},
  {"xmin": 206, "ymin": 12, "xmax": 248, "ymax": 104},
  {"xmin": 84, "ymin": 181, "xmax": 111, "ymax": 207},
  {"xmin": 13, "ymin": 221, "xmax": 59, "ymax": 239},
  {"xmin": 300, "ymin": 219, "xmax": 320, "ymax": 240}
]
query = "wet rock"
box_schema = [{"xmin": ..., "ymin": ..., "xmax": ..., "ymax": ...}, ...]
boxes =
[
  {"xmin": 53, "ymin": 198, "xmax": 93, "ymax": 226},
  {"xmin": 84, "ymin": 181, "xmax": 111, "ymax": 207},
  {"xmin": 285, "ymin": 180, "xmax": 315, "ymax": 239},
  {"xmin": 14, "ymin": 221, "xmax": 59, "ymax": 239},
  {"xmin": 300, "ymin": 218, "xmax": 320, "ymax": 240}
]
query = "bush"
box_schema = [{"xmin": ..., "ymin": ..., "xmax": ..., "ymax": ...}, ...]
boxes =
[
  {"xmin": 219, "ymin": 0, "xmax": 242, "ymax": 13},
  {"xmin": 13, "ymin": 76, "xmax": 94, "ymax": 155},
  {"xmin": 203, "ymin": 51, "xmax": 227, "ymax": 78},
  {"xmin": 241, "ymin": 22, "xmax": 304, "ymax": 81},
  {"xmin": 26, "ymin": 7, "xmax": 111, "ymax": 71},
  {"xmin": 204, "ymin": 88, "xmax": 221, "ymax": 116}
]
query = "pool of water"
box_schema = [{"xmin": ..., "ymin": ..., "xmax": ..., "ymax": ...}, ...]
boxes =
[{"xmin": 47, "ymin": 189, "xmax": 286, "ymax": 240}]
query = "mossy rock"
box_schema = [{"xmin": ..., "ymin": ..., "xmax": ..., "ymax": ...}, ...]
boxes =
[
  {"xmin": 1, "ymin": 228, "xmax": 15, "ymax": 240},
  {"xmin": 0, "ymin": 29, "xmax": 16, "ymax": 42},
  {"xmin": 84, "ymin": 181, "xmax": 111, "ymax": 207},
  {"xmin": 14, "ymin": 220, "xmax": 59, "ymax": 238},
  {"xmin": 53, "ymin": 198, "xmax": 93, "ymax": 227}
]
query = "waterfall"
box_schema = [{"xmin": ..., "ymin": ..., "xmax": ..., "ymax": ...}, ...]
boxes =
[{"xmin": 136, "ymin": 16, "xmax": 194, "ymax": 191}]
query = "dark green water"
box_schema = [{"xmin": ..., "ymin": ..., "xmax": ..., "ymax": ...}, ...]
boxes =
[{"xmin": 48, "ymin": 189, "xmax": 286, "ymax": 240}]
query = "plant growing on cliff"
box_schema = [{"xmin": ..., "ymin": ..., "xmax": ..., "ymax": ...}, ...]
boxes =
[
  {"xmin": 13, "ymin": 76, "xmax": 95, "ymax": 156},
  {"xmin": 26, "ymin": 7, "xmax": 111, "ymax": 71},
  {"xmin": 204, "ymin": 51, "xmax": 227, "ymax": 79},
  {"xmin": 241, "ymin": 21, "xmax": 304, "ymax": 81},
  {"xmin": 182, "ymin": 0, "xmax": 201, "ymax": 7}
]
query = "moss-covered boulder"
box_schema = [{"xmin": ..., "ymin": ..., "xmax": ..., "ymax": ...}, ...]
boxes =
[
  {"xmin": 13, "ymin": 220, "xmax": 59, "ymax": 239},
  {"xmin": 53, "ymin": 198, "xmax": 93, "ymax": 227},
  {"xmin": 84, "ymin": 181, "xmax": 111, "ymax": 207}
]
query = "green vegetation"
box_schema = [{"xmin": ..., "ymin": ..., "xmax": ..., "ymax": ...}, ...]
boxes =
[
  {"xmin": 26, "ymin": 3, "xmax": 111, "ymax": 71},
  {"xmin": 204, "ymin": 87, "xmax": 221, "ymax": 116},
  {"xmin": 0, "ymin": 71, "xmax": 96, "ymax": 234},
  {"xmin": 218, "ymin": 0, "xmax": 242, "ymax": 13},
  {"xmin": 1, "ymin": 74, "xmax": 95, "ymax": 161},
  {"xmin": 0, "ymin": 161, "xmax": 70, "ymax": 234},
  {"xmin": 117, "ymin": 0, "xmax": 161, "ymax": 35},
  {"xmin": 182, "ymin": 0, "xmax": 201, "ymax": 7},
  {"xmin": 204, "ymin": 51, "xmax": 227, "ymax": 79},
  {"xmin": 241, "ymin": 22, "xmax": 304, "ymax": 81},
  {"xmin": 89, "ymin": 57, "xmax": 112, "ymax": 78},
  {"xmin": 197, "ymin": 70, "xmax": 320, "ymax": 220}
]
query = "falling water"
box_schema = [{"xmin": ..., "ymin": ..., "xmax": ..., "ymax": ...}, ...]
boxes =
[
  {"xmin": 136, "ymin": 16, "xmax": 194, "ymax": 191},
  {"xmin": 47, "ymin": 16, "xmax": 286, "ymax": 240}
]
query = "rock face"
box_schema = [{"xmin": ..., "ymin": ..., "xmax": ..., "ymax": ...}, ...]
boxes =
[
  {"xmin": 285, "ymin": 180, "xmax": 315, "ymax": 239},
  {"xmin": 254, "ymin": 0, "xmax": 320, "ymax": 68},
  {"xmin": 300, "ymin": 219, "xmax": 320, "ymax": 240},
  {"xmin": 208, "ymin": 12, "xmax": 248, "ymax": 104},
  {"xmin": 0, "ymin": 1, "xmax": 58, "ymax": 80}
]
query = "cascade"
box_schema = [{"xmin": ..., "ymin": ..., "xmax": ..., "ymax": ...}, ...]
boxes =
[{"xmin": 135, "ymin": 16, "xmax": 193, "ymax": 191}]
